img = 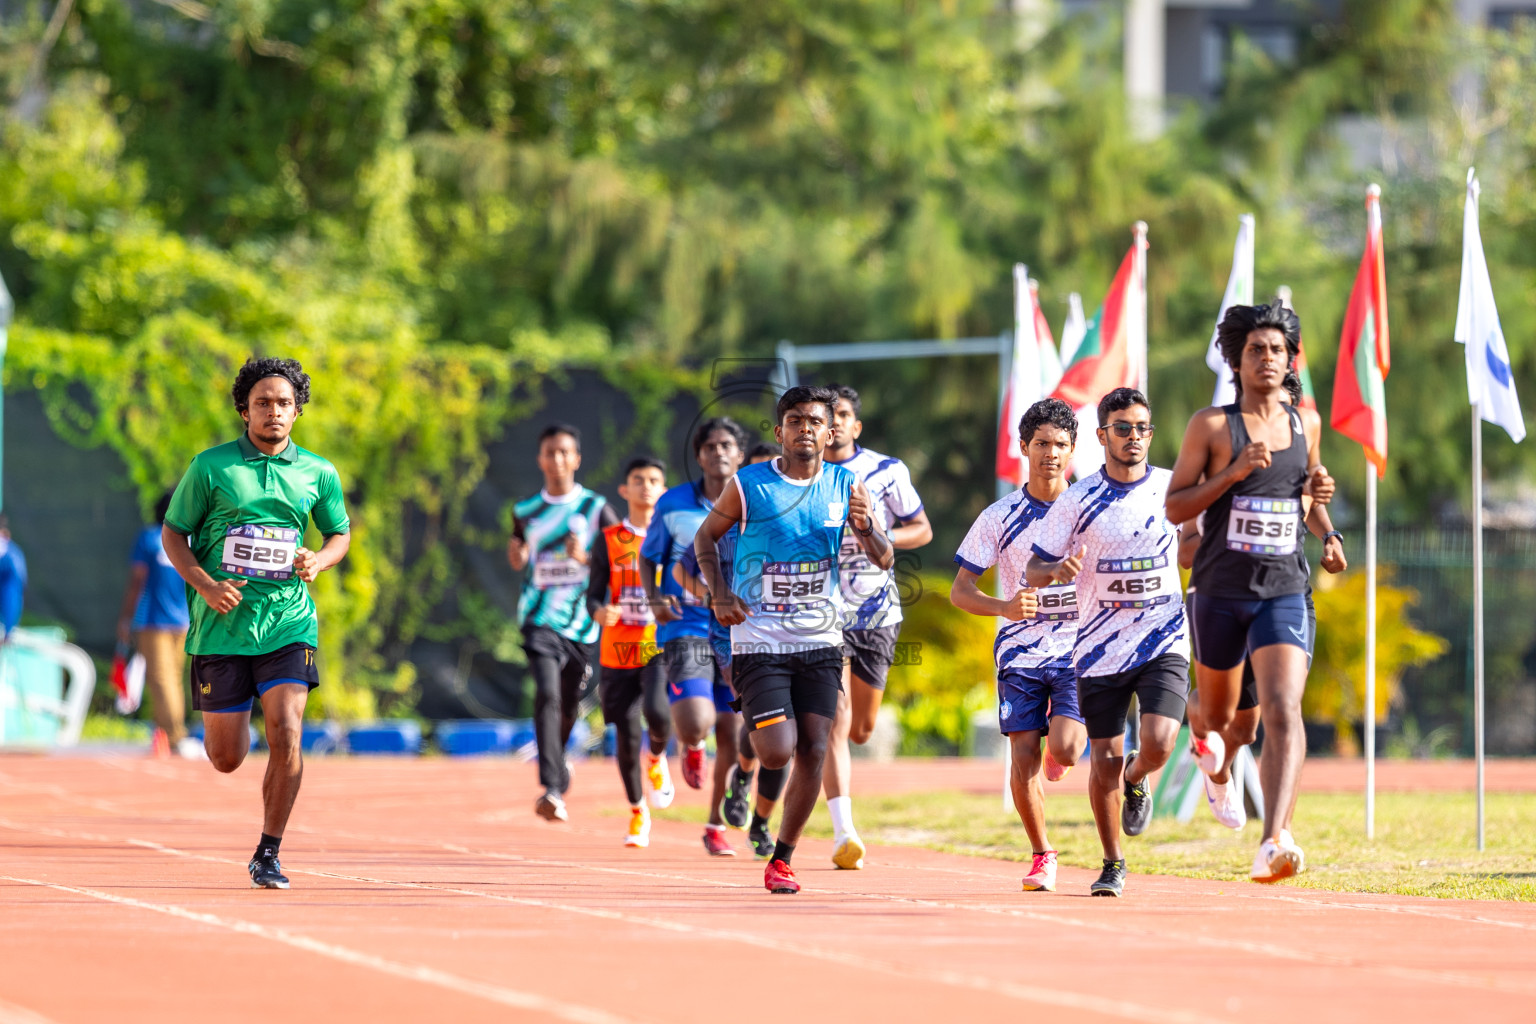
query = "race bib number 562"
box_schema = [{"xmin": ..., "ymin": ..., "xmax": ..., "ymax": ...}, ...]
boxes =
[{"xmin": 220, "ymin": 524, "xmax": 299, "ymax": 580}]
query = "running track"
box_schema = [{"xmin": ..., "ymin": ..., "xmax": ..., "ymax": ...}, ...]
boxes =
[{"xmin": 1, "ymin": 755, "xmax": 1532, "ymax": 1023}]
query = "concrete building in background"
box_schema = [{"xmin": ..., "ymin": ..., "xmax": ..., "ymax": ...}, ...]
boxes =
[{"xmin": 1051, "ymin": 0, "xmax": 1536, "ymax": 137}]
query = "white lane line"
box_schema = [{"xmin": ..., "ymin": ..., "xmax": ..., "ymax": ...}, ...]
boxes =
[
  {"xmin": 0, "ymin": 821, "xmax": 1220, "ymax": 1024},
  {"xmin": 0, "ymin": 999, "xmax": 58, "ymax": 1024},
  {"xmin": 0, "ymin": 874, "xmax": 637, "ymax": 1024}
]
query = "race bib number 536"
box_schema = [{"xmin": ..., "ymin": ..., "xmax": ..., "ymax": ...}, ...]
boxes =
[{"xmin": 221, "ymin": 525, "xmax": 299, "ymax": 580}]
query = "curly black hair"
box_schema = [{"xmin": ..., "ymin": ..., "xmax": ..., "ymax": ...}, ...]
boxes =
[
  {"xmin": 1019, "ymin": 397, "xmax": 1078, "ymax": 447},
  {"xmin": 1216, "ymin": 301, "xmax": 1301, "ymax": 380},
  {"xmin": 231, "ymin": 357, "xmax": 311, "ymax": 414},
  {"xmin": 692, "ymin": 416, "xmax": 749, "ymax": 458},
  {"xmin": 1097, "ymin": 386, "xmax": 1149, "ymax": 426}
]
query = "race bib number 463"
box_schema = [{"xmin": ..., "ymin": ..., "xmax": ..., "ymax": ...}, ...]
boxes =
[
  {"xmin": 220, "ymin": 525, "xmax": 299, "ymax": 580},
  {"xmin": 1093, "ymin": 554, "xmax": 1178, "ymax": 610}
]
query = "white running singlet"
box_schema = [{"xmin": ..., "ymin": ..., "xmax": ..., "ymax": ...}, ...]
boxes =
[
  {"xmin": 1028, "ymin": 466, "xmax": 1189, "ymax": 678},
  {"xmin": 827, "ymin": 446, "xmax": 922, "ymax": 630}
]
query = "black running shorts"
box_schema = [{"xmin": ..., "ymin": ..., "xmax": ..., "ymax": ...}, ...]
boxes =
[
  {"xmin": 732, "ymin": 646, "xmax": 844, "ymax": 730},
  {"xmin": 191, "ymin": 642, "xmax": 319, "ymax": 714},
  {"xmin": 1077, "ymin": 652, "xmax": 1190, "ymax": 740},
  {"xmin": 843, "ymin": 624, "xmax": 901, "ymax": 690}
]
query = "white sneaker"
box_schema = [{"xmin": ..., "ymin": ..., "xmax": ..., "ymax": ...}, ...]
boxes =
[
  {"xmin": 1277, "ymin": 829, "xmax": 1306, "ymax": 874},
  {"xmin": 535, "ymin": 791, "xmax": 569, "ymax": 822},
  {"xmin": 175, "ymin": 737, "xmax": 207, "ymax": 760},
  {"xmin": 1251, "ymin": 836, "xmax": 1301, "ymax": 883},
  {"xmin": 624, "ymin": 806, "xmax": 650, "ymax": 848},
  {"xmin": 1191, "ymin": 731, "xmax": 1225, "ymax": 776},
  {"xmin": 645, "ymin": 753, "xmax": 675, "ymax": 809},
  {"xmin": 1202, "ymin": 772, "xmax": 1245, "ymax": 829}
]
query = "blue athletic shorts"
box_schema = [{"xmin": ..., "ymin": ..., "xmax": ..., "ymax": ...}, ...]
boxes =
[
  {"xmin": 664, "ymin": 636, "xmax": 735, "ymax": 713},
  {"xmin": 997, "ymin": 663, "xmax": 1083, "ymax": 735},
  {"xmin": 1189, "ymin": 592, "xmax": 1310, "ymax": 672}
]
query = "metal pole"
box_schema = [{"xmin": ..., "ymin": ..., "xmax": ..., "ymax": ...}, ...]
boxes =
[
  {"xmin": 1472, "ymin": 403, "xmax": 1485, "ymax": 851},
  {"xmin": 997, "ymin": 328, "xmax": 1014, "ymax": 813},
  {"xmin": 1365, "ymin": 465, "xmax": 1377, "ymax": 839},
  {"xmin": 0, "ymin": 267, "xmax": 11, "ymax": 513}
]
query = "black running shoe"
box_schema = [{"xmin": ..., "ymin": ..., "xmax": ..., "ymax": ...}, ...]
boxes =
[
  {"xmin": 723, "ymin": 766, "xmax": 753, "ymax": 829},
  {"xmin": 748, "ymin": 821, "xmax": 774, "ymax": 860},
  {"xmin": 1090, "ymin": 859, "xmax": 1126, "ymax": 897},
  {"xmin": 1121, "ymin": 750, "xmax": 1153, "ymax": 836},
  {"xmin": 248, "ymin": 852, "xmax": 290, "ymax": 890}
]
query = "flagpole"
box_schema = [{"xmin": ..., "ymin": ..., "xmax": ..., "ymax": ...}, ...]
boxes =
[
  {"xmin": 1472, "ymin": 403, "xmax": 1485, "ymax": 851},
  {"xmin": 1133, "ymin": 221, "xmax": 1149, "ymax": 394},
  {"xmin": 1364, "ymin": 465, "xmax": 1377, "ymax": 839},
  {"xmin": 1000, "ymin": 266, "xmax": 1028, "ymax": 814}
]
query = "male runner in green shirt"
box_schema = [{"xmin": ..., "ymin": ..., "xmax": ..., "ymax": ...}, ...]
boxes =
[{"xmin": 162, "ymin": 358, "xmax": 351, "ymax": 889}]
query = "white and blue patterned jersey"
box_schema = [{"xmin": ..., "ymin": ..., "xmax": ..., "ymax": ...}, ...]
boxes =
[
  {"xmin": 954, "ymin": 489, "xmax": 1077, "ymax": 674},
  {"xmin": 730, "ymin": 459, "xmax": 854, "ymax": 655},
  {"xmin": 828, "ymin": 445, "xmax": 923, "ymax": 630},
  {"xmin": 1028, "ymin": 467, "xmax": 1189, "ymax": 678}
]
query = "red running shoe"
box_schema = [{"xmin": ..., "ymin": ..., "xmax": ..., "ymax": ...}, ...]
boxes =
[
  {"xmin": 682, "ymin": 743, "xmax": 707, "ymax": 789},
  {"xmin": 764, "ymin": 858, "xmax": 800, "ymax": 894},
  {"xmin": 702, "ymin": 826, "xmax": 735, "ymax": 857},
  {"xmin": 1043, "ymin": 746, "xmax": 1071, "ymax": 782}
]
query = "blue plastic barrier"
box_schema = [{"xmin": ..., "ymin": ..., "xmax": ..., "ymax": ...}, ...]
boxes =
[
  {"xmin": 436, "ymin": 719, "xmax": 514, "ymax": 756},
  {"xmin": 301, "ymin": 722, "xmax": 343, "ymax": 754},
  {"xmin": 345, "ymin": 721, "xmax": 422, "ymax": 755},
  {"xmin": 601, "ymin": 722, "xmax": 617, "ymax": 757}
]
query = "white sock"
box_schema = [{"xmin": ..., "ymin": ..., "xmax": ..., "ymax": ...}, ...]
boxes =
[
  {"xmin": 705, "ymin": 822, "xmax": 725, "ymax": 833},
  {"xmin": 828, "ymin": 796, "xmax": 855, "ymax": 840}
]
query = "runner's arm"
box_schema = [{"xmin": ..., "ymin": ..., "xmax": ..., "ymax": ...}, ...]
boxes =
[
  {"xmin": 586, "ymin": 532, "xmax": 610, "ymax": 618},
  {"xmin": 889, "ymin": 508, "xmax": 933, "ymax": 549},
  {"xmin": 507, "ymin": 516, "xmax": 529, "ymax": 571},
  {"xmin": 693, "ymin": 480, "xmax": 742, "ymax": 600},
  {"xmin": 949, "ymin": 567, "xmax": 1007, "ymax": 617},
  {"xmin": 161, "ymin": 525, "xmax": 245, "ymax": 614},
  {"xmin": 116, "ymin": 563, "xmax": 149, "ymax": 645},
  {"xmin": 673, "ymin": 560, "xmax": 710, "ymax": 602},
  {"xmin": 849, "ymin": 480, "xmax": 894, "ymax": 570},
  {"xmin": 1165, "ymin": 409, "xmax": 1254, "ymax": 524},
  {"xmin": 293, "ymin": 532, "xmax": 349, "ymax": 583},
  {"xmin": 1304, "ymin": 499, "xmax": 1347, "ymax": 574},
  {"xmin": 1177, "ymin": 519, "xmax": 1202, "ymax": 571},
  {"xmin": 1300, "ymin": 407, "xmax": 1336, "ymax": 503}
]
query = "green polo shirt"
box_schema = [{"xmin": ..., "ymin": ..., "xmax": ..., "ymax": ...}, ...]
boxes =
[{"xmin": 165, "ymin": 434, "xmax": 350, "ymax": 656}]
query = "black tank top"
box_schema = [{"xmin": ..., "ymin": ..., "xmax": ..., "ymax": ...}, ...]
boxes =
[{"xmin": 1190, "ymin": 403, "xmax": 1310, "ymax": 599}]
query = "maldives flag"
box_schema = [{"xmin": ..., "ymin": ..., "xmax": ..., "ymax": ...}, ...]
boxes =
[
  {"xmin": 1052, "ymin": 229, "xmax": 1147, "ymax": 409},
  {"xmin": 1331, "ymin": 186, "xmax": 1390, "ymax": 476}
]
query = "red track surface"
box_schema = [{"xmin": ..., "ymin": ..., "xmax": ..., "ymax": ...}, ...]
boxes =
[{"xmin": 1, "ymin": 754, "xmax": 1533, "ymax": 1023}]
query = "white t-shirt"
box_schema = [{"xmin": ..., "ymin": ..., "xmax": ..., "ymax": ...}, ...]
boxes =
[
  {"xmin": 827, "ymin": 446, "xmax": 923, "ymax": 630},
  {"xmin": 954, "ymin": 488, "xmax": 1077, "ymax": 673},
  {"xmin": 1028, "ymin": 466, "xmax": 1190, "ymax": 678}
]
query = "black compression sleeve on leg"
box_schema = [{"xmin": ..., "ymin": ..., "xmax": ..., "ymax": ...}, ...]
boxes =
[
  {"xmin": 642, "ymin": 658, "xmax": 670, "ymax": 755},
  {"xmin": 738, "ymin": 718, "xmax": 755, "ymax": 760},
  {"xmin": 615, "ymin": 706, "xmax": 643, "ymax": 806},
  {"xmin": 756, "ymin": 765, "xmax": 788, "ymax": 801},
  {"xmin": 771, "ymin": 839, "xmax": 795, "ymax": 865}
]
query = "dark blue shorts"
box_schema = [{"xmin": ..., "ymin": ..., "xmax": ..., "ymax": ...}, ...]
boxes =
[
  {"xmin": 1189, "ymin": 592, "xmax": 1310, "ymax": 672},
  {"xmin": 997, "ymin": 664, "xmax": 1083, "ymax": 735},
  {"xmin": 664, "ymin": 636, "xmax": 735, "ymax": 713}
]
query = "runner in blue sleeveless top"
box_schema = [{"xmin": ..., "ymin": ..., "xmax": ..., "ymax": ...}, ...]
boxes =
[
  {"xmin": 1167, "ymin": 301, "xmax": 1341, "ymax": 884},
  {"xmin": 694, "ymin": 386, "xmax": 892, "ymax": 895}
]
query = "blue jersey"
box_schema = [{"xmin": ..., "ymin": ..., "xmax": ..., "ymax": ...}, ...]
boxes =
[
  {"xmin": 640, "ymin": 482, "xmax": 716, "ymax": 644},
  {"xmin": 680, "ymin": 527, "xmax": 738, "ymax": 651},
  {"xmin": 730, "ymin": 459, "xmax": 854, "ymax": 655},
  {"xmin": 131, "ymin": 526, "xmax": 191, "ymax": 630},
  {"xmin": 0, "ymin": 538, "xmax": 25, "ymax": 637}
]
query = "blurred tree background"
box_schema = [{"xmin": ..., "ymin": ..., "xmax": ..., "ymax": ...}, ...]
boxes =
[{"xmin": 3, "ymin": 0, "xmax": 1534, "ymax": 738}]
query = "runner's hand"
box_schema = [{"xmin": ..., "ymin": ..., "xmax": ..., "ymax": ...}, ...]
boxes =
[
  {"xmin": 598, "ymin": 603, "xmax": 621, "ymax": 628},
  {"xmin": 650, "ymin": 595, "xmax": 682, "ymax": 624},
  {"xmin": 1050, "ymin": 545, "xmax": 1087, "ymax": 585},
  {"xmin": 293, "ymin": 546, "xmax": 322, "ymax": 582},
  {"xmin": 1231, "ymin": 441, "xmax": 1272, "ymax": 480},
  {"xmin": 848, "ymin": 481, "xmax": 873, "ymax": 532},
  {"xmin": 564, "ymin": 533, "xmax": 589, "ymax": 564},
  {"xmin": 1305, "ymin": 464, "xmax": 1336, "ymax": 504},
  {"xmin": 711, "ymin": 590, "xmax": 751, "ymax": 627},
  {"xmin": 199, "ymin": 578, "xmax": 246, "ymax": 614},
  {"xmin": 1000, "ymin": 587, "xmax": 1038, "ymax": 622},
  {"xmin": 1321, "ymin": 535, "xmax": 1347, "ymax": 574}
]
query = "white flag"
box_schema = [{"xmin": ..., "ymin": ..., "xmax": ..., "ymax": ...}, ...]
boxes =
[
  {"xmin": 1454, "ymin": 169, "xmax": 1526, "ymax": 443},
  {"xmin": 1205, "ymin": 214, "xmax": 1256, "ymax": 406},
  {"xmin": 1059, "ymin": 292, "xmax": 1087, "ymax": 366}
]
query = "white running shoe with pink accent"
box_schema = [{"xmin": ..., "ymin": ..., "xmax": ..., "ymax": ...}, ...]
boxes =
[
  {"xmin": 1202, "ymin": 772, "xmax": 1246, "ymax": 829},
  {"xmin": 1191, "ymin": 731, "xmax": 1225, "ymax": 776}
]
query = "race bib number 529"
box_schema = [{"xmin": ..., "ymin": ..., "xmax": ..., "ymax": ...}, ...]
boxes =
[{"xmin": 220, "ymin": 525, "xmax": 299, "ymax": 580}]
